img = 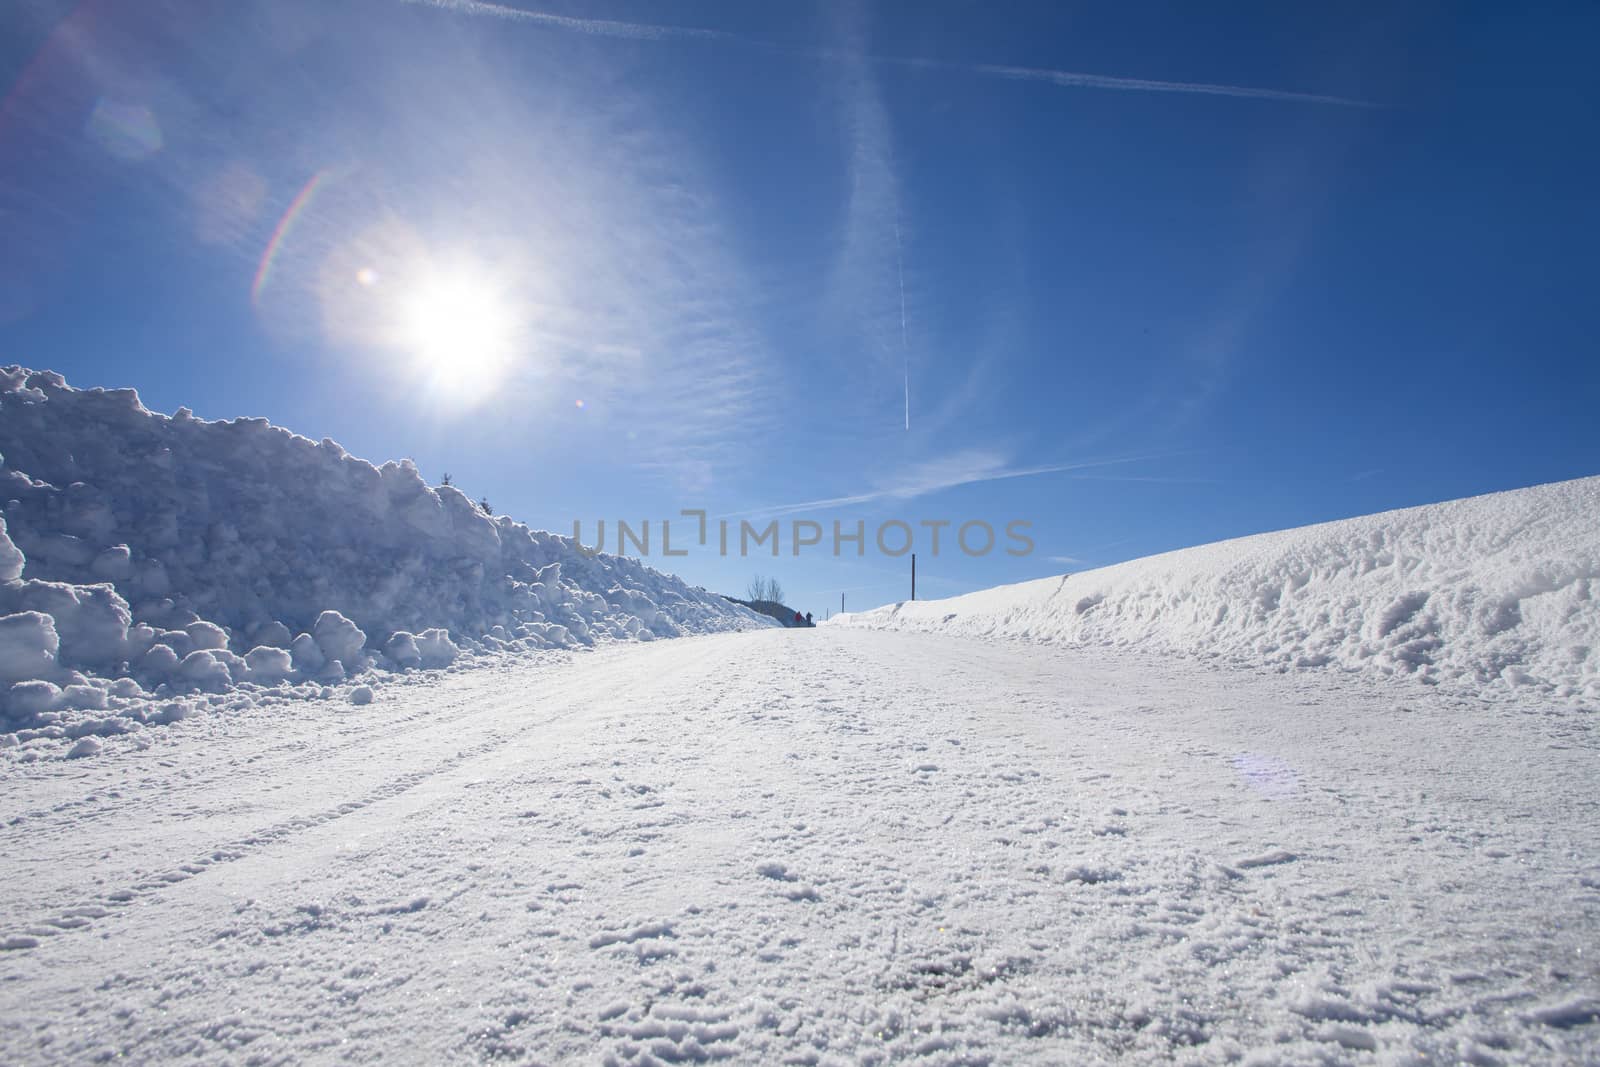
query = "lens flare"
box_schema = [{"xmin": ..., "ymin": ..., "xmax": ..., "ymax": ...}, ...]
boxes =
[
  {"xmin": 1231, "ymin": 752, "xmax": 1298, "ymax": 800},
  {"xmin": 85, "ymin": 98, "xmax": 163, "ymax": 160},
  {"xmin": 252, "ymin": 170, "xmax": 329, "ymax": 305}
]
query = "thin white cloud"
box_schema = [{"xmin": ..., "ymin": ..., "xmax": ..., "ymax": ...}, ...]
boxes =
[
  {"xmin": 1047, "ymin": 555, "xmax": 1086, "ymax": 565},
  {"xmin": 400, "ymin": 0, "xmax": 732, "ymax": 41},
  {"xmin": 723, "ymin": 448, "xmax": 1164, "ymax": 519},
  {"xmin": 960, "ymin": 62, "xmax": 1373, "ymax": 109},
  {"xmin": 895, "ymin": 218, "xmax": 909, "ymax": 429},
  {"xmin": 1062, "ymin": 473, "xmax": 1219, "ymax": 484},
  {"xmin": 319, "ymin": 14, "xmax": 776, "ymax": 488},
  {"xmin": 819, "ymin": 16, "xmax": 909, "ymax": 431},
  {"xmin": 402, "ymin": 1, "xmax": 1374, "ymax": 108},
  {"xmin": 387, "ymin": 1, "xmax": 1369, "ymax": 478}
]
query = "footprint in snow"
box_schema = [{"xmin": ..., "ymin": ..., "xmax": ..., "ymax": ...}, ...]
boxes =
[
  {"xmin": 589, "ymin": 921, "xmax": 673, "ymax": 949},
  {"xmin": 756, "ymin": 862, "xmax": 819, "ymax": 900},
  {"xmin": 1235, "ymin": 849, "xmax": 1298, "ymax": 869},
  {"xmin": 1524, "ymin": 997, "xmax": 1600, "ymax": 1029}
]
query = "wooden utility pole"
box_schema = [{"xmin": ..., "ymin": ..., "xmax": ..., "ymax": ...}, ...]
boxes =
[{"xmin": 911, "ymin": 553, "xmax": 916, "ymax": 601}]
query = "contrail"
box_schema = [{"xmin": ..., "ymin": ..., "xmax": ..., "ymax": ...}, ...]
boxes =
[
  {"xmin": 401, "ymin": 1, "xmax": 1375, "ymax": 109},
  {"xmin": 721, "ymin": 452, "xmax": 1169, "ymax": 520},
  {"xmin": 400, "ymin": 0, "xmax": 734, "ymax": 41},
  {"xmin": 895, "ymin": 218, "xmax": 909, "ymax": 431},
  {"xmin": 966, "ymin": 62, "xmax": 1374, "ymax": 108}
]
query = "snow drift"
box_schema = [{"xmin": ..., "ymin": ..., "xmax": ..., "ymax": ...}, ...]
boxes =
[
  {"xmin": 0, "ymin": 367, "xmax": 768, "ymax": 743},
  {"xmin": 833, "ymin": 476, "xmax": 1600, "ymax": 704}
]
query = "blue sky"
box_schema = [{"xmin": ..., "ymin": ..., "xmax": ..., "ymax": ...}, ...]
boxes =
[{"xmin": 3, "ymin": 0, "xmax": 1597, "ymax": 615}]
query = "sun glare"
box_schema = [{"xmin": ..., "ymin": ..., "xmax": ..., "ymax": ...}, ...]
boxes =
[{"xmin": 397, "ymin": 268, "xmax": 519, "ymax": 407}]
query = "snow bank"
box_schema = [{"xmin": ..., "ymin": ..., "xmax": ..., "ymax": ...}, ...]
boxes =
[
  {"xmin": 832, "ymin": 477, "xmax": 1600, "ymax": 704},
  {"xmin": 0, "ymin": 367, "xmax": 769, "ymax": 747}
]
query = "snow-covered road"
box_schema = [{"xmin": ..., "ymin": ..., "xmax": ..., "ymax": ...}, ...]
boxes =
[{"xmin": 3, "ymin": 629, "xmax": 1596, "ymax": 1064}]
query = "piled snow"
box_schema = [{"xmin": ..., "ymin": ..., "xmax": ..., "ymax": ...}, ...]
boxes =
[
  {"xmin": 833, "ymin": 476, "xmax": 1600, "ymax": 704},
  {"xmin": 0, "ymin": 367, "xmax": 769, "ymax": 746}
]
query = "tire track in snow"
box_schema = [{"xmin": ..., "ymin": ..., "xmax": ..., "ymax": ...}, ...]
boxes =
[
  {"xmin": 0, "ymin": 675, "xmax": 575, "ymax": 921},
  {"xmin": 0, "ymin": 637, "xmax": 736, "ymax": 952},
  {"xmin": 0, "ymin": 654, "xmax": 580, "ymax": 836},
  {"xmin": 0, "ymin": 639, "xmax": 726, "ymax": 920}
]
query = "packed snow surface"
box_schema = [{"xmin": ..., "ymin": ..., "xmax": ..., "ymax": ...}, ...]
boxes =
[
  {"xmin": 834, "ymin": 476, "xmax": 1600, "ymax": 706},
  {"xmin": 0, "ymin": 367, "xmax": 768, "ymax": 748},
  {"xmin": 0, "ymin": 629, "xmax": 1594, "ymax": 1063}
]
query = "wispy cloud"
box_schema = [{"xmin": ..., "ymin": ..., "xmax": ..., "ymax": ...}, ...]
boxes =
[
  {"xmin": 526, "ymin": 130, "xmax": 773, "ymax": 487},
  {"xmin": 387, "ymin": 0, "xmax": 1370, "ymax": 482},
  {"xmin": 292, "ymin": 11, "xmax": 777, "ymax": 489},
  {"xmin": 819, "ymin": 9, "xmax": 910, "ymax": 432},
  {"xmin": 1061, "ymin": 473, "xmax": 1219, "ymax": 484},
  {"xmin": 956, "ymin": 62, "xmax": 1373, "ymax": 109},
  {"xmin": 402, "ymin": 1, "xmax": 1374, "ymax": 108},
  {"xmin": 723, "ymin": 447, "xmax": 1164, "ymax": 519},
  {"xmin": 400, "ymin": 0, "xmax": 733, "ymax": 41}
]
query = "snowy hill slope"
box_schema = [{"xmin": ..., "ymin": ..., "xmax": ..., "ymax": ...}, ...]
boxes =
[
  {"xmin": 832, "ymin": 477, "xmax": 1600, "ymax": 704},
  {"xmin": 0, "ymin": 366, "xmax": 769, "ymax": 739}
]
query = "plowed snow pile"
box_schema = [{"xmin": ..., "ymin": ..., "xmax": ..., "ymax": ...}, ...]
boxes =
[
  {"xmin": 0, "ymin": 367, "xmax": 768, "ymax": 749},
  {"xmin": 834, "ymin": 476, "xmax": 1600, "ymax": 704}
]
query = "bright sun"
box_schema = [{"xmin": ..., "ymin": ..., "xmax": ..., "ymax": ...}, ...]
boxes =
[{"xmin": 397, "ymin": 268, "xmax": 519, "ymax": 406}]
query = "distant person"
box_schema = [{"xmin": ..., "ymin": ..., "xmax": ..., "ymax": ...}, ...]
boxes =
[
  {"xmin": 805, "ymin": 612, "xmax": 813, "ymax": 626},
  {"xmin": 794, "ymin": 610, "xmax": 803, "ymax": 625}
]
